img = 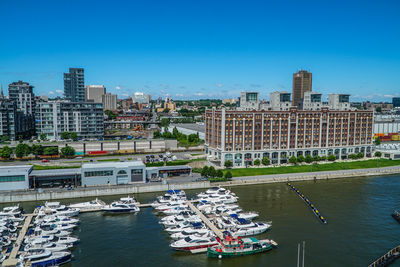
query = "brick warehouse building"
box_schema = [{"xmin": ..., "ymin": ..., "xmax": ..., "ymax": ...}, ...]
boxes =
[{"xmin": 205, "ymin": 107, "xmax": 374, "ymax": 167}]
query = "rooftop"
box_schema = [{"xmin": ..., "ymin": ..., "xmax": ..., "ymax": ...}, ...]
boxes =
[{"xmin": 82, "ymin": 161, "xmax": 145, "ymax": 169}]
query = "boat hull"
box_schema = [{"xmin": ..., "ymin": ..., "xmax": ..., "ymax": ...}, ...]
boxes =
[
  {"xmin": 172, "ymin": 243, "xmax": 218, "ymax": 251},
  {"xmin": 30, "ymin": 253, "xmax": 71, "ymax": 267},
  {"xmin": 207, "ymin": 245, "xmax": 273, "ymax": 258}
]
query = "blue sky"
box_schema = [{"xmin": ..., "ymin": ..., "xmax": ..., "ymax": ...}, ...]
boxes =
[{"xmin": 0, "ymin": 0, "xmax": 399, "ymax": 101}]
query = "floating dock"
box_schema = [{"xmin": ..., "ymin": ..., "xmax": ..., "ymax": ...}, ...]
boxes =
[
  {"xmin": 287, "ymin": 183, "xmax": 327, "ymax": 224},
  {"xmin": 368, "ymin": 245, "xmax": 400, "ymax": 267},
  {"xmin": 187, "ymin": 201, "xmax": 224, "ymax": 239},
  {"xmin": 2, "ymin": 210, "xmax": 38, "ymax": 267}
]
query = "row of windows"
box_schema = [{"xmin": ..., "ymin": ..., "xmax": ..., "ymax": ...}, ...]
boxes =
[
  {"xmin": 84, "ymin": 170, "xmax": 113, "ymax": 177},
  {"xmin": 0, "ymin": 175, "xmax": 25, "ymax": 183}
]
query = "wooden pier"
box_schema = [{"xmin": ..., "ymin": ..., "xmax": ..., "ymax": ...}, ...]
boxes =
[
  {"xmin": 187, "ymin": 202, "xmax": 223, "ymax": 239},
  {"xmin": 2, "ymin": 211, "xmax": 37, "ymax": 267},
  {"xmin": 368, "ymin": 245, "xmax": 400, "ymax": 267}
]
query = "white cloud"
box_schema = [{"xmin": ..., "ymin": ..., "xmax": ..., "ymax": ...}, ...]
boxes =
[
  {"xmin": 122, "ymin": 93, "xmax": 129, "ymax": 97},
  {"xmin": 55, "ymin": 89, "xmax": 63, "ymax": 94},
  {"xmin": 216, "ymin": 83, "xmax": 223, "ymax": 88},
  {"xmin": 48, "ymin": 91, "xmax": 54, "ymax": 95},
  {"xmin": 195, "ymin": 92, "xmax": 204, "ymax": 96},
  {"xmin": 176, "ymin": 93, "xmax": 184, "ymax": 97},
  {"xmin": 115, "ymin": 86, "xmax": 121, "ymax": 90},
  {"xmin": 384, "ymin": 94, "xmax": 395, "ymax": 98}
]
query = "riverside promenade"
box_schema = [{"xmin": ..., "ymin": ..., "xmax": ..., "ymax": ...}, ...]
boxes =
[{"xmin": 0, "ymin": 165, "xmax": 399, "ymax": 204}]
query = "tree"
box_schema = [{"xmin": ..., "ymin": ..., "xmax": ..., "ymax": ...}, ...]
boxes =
[
  {"xmin": 262, "ymin": 157, "xmax": 270, "ymax": 166},
  {"xmin": 15, "ymin": 143, "xmax": 31, "ymax": 158},
  {"xmin": 297, "ymin": 155, "xmax": 305, "ymax": 163},
  {"xmin": 224, "ymin": 160, "xmax": 233, "ymax": 169},
  {"xmin": 105, "ymin": 110, "xmax": 117, "ymax": 120},
  {"xmin": 254, "ymin": 159, "xmax": 261, "ymax": 166},
  {"xmin": 208, "ymin": 166, "xmax": 216, "ymax": 178},
  {"xmin": 313, "ymin": 155, "xmax": 321, "ymax": 162},
  {"xmin": 172, "ymin": 127, "xmax": 180, "ymax": 139},
  {"xmin": 201, "ymin": 166, "xmax": 209, "ymax": 177},
  {"xmin": 320, "ymin": 155, "xmax": 327, "ymax": 161},
  {"xmin": 216, "ymin": 170, "xmax": 223, "ymax": 178},
  {"xmin": 357, "ymin": 152, "xmax": 364, "ymax": 159},
  {"xmin": 163, "ymin": 108, "xmax": 170, "ymax": 113},
  {"xmin": 61, "ymin": 132, "xmax": 70, "ymax": 140},
  {"xmin": 375, "ymin": 106, "xmax": 382, "ymax": 113},
  {"xmin": 153, "ymin": 131, "xmax": 161, "ymax": 138},
  {"xmin": 289, "ymin": 156, "xmax": 297, "ymax": 165},
  {"xmin": 0, "ymin": 146, "xmax": 12, "ymax": 159},
  {"xmin": 43, "ymin": 146, "xmax": 59, "ymax": 156},
  {"xmin": 70, "ymin": 132, "xmax": 78, "ymax": 141},
  {"xmin": 40, "ymin": 134, "xmax": 47, "ymax": 141},
  {"xmin": 374, "ymin": 151, "xmax": 382, "ymax": 157},
  {"xmin": 188, "ymin": 134, "xmax": 199, "ymax": 143},
  {"xmin": 0, "ymin": 135, "xmax": 10, "ymax": 143},
  {"xmin": 31, "ymin": 144, "xmax": 44, "ymax": 158},
  {"xmin": 160, "ymin": 118, "xmax": 170, "ymax": 128},
  {"xmin": 305, "ymin": 155, "xmax": 313, "ymax": 163},
  {"xmin": 328, "ymin": 154, "xmax": 336, "ymax": 161},
  {"xmin": 374, "ymin": 136, "xmax": 381, "ymax": 146},
  {"xmin": 225, "ymin": 171, "xmax": 232, "ymax": 179},
  {"xmin": 349, "ymin": 154, "xmax": 358, "ymax": 160},
  {"xmin": 61, "ymin": 146, "xmax": 76, "ymax": 157}
]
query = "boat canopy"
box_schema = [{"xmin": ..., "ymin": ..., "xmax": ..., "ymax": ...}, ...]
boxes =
[{"xmin": 237, "ymin": 218, "xmax": 251, "ymax": 224}]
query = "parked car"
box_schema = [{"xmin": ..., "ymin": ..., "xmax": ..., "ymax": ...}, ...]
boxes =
[
  {"xmin": 195, "ymin": 177, "xmax": 208, "ymax": 182},
  {"xmin": 41, "ymin": 159, "xmax": 50, "ymax": 163},
  {"xmin": 76, "ymin": 156, "xmax": 83, "ymax": 159}
]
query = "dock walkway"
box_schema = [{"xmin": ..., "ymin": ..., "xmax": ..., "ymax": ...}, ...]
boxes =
[
  {"xmin": 187, "ymin": 202, "xmax": 223, "ymax": 239},
  {"xmin": 3, "ymin": 211, "xmax": 37, "ymax": 267},
  {"xmin": 368, "ymin": 245, "xmax": 400, "ymax": 267}
]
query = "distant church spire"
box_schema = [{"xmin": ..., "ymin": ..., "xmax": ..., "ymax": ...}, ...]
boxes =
[{"xmin": 0, "ymin": 84, "xmax": 4, "ymax": 99}]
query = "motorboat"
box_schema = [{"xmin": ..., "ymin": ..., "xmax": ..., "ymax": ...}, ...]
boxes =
[
  {"xmin": 25, "ymin": 242, "xmax": 71, "ymax": 252},
  {"xmin": 40, "ymin": 223, "xmax": 77, "ymax": 231},
  {"xmin": 68, "ymin": 198, "xmax": 105, "ymax": 209},
  {"xmin": 1, "ymin": 236, "xmax": 11, "ymax": 248},
  {"xmin": 161, "ymin": 216, "xmax": 201, "ymax": 228},
  {"xmin": 170, "ymin": 228, "xmax": 212, "ymax": 240},
  {"xmin": 102, "ymin": 202, "xmax": 140, "ymax": 213},
  {"xmin": 19, "ymin": 250, "xmax": 71, "ymax": 267},
  {"xmin": 162, "ymin": 206, "xmax": 190, "ymax": 215},
  {"xmin": 0, "ymin": 205, "xmax": 21, "ymax": 216},
  {"xmin": 155, "ymin": 200, "xmax": 186, "ymax": 212},
  {"xmin": 170, "ymin": 236, "xmax": 219, "ymax": 251},
  {"xmin": 25, "ymin": 235, "xmax": 55, "ymax": 245},
  {"xmin": 216, "ymin": 217, "xmax": 237, "ymax": 230},
  {"xmin": 40, "ymin": 202, "xmax": 80, "ymax": 217},
  {"xmin": 161, "ymin": 211, "xmax": 196, "ymax": 222},
  {"xmin": 231, "ymin": 222, "xmax": 272, "ymax": 237},
  {"xmin": 55, "ymin": 236, "xmax": 79, "ymax": 246},
  {"xmin": 38, "ymin": 216, "xmax": 79, "ymax": 226},
  {"xmin": 197, "ymin": 187, "xmax": 236, "ymax": 198},
  {"xmin": 165, "ymin": 189, "xmax": 186, "ymax": 198},
  {"xmin": 165, "ymin": 222, "xmax": 203, "ymax": 233},
  {"xmin": 119, "ymin": 196, "xmax": 137, "ymax": 204},
  {"xmin": 227, "ymin": 212, "xmax": 259, "ymax": 221}
]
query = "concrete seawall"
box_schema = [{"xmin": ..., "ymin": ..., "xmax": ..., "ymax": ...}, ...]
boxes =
[
  {"xmin": 0, "ymin": 182, "xmax": 211, "ymax": 204},
  {"xmin": 1, "ymin": 165, "xmax": 399, "ymax": 204}
]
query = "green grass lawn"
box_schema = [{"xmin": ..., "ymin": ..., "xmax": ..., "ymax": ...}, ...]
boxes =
[
  {"xmin": 64, "ymin": 160, "xmax": 89, "ymax": 163},
  {"xmin": 191, "ymin": 153, "xmax": 204, "ymax": 156},
  {"xmin": 97, "ymin": 158, "xmax": 120, "ymax": 162},
  {"xmin": 33, "ymin": 165, "xmax": 81, "ymax": 170},
  {"xmin": 224, "ymin": 159, "xmax": 400, "ymax": 177}
]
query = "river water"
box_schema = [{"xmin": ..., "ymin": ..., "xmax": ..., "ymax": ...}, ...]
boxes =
[{"xmin": 5, "ymin": 174, "xmax": 400, "ymax": 267}]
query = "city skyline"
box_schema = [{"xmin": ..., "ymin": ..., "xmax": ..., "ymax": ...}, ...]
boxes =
[{"xmin": 1, "ymin": 0, "xmax": 400, "ymax": 101}]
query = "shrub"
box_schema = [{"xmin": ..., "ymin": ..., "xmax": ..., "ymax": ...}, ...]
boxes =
[
  {"xmin": 289, "ymin": 156, "xmax": 297, "ymax": 164},
  {"xmin": 253, "ymin": 159, "xmax": 261, "ymax": 166},
  {"xmin": 357, "ymin": 152, "xmax": 364, "ymax": 159},
  {"xmin": 216, "ymin": 170, "xmax": 223, "ymax": 178},
  {"xmin": 208, "ymin": 166, "xmax": 216, "ymax": 178},
  {"xmin": 209, "ymin": 177, "xmax": 228, "ymax": 182},
  {"xmin": 328, "ymin": 154, "xmax": 336, "ymax": 161},
  {"xmin": 225, "ymin": 171, "xmax": 232, "ymax": 179},
  {"xmin": 305, "ymin": 155, "xmax": 313, "ymax": 163},
  {"xmin": 201, "ymin": 166, "xmax": 209, "ymax": 177},
  {"xmin": 60, "ymin": 146, "xmax": 76, "ymax": 157},
  {"xmin": 320, "ymin": 156, "xmax": 327, "ymax": 161},
  {"xmin": 312, "ymin": 155, "xmax": 321, "ymax": 161},
  {"xmin": 374, "ymin": 151, "xmax": 382, "ymax": 157},
  {"xmin": 297, "ymin": 155, "xmax": 305, "ymax": 163},
  {"xmin": 262, "ymin": 157, "xmax": 270, "ymax": 166},
  {"xmin": 224, "ymin": 160, "xmax": 233, "ymax": 168}
]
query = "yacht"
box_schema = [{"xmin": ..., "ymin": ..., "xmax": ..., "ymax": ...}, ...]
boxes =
[
  {"xmin": 227, "ymin": 212, "xmax": 259, "ymax": 221},
  {"xmin": 24, "ymin": 242, "xmax": 71, "ymax": 252},
  {"xmin": 41, "ymin": 202, "xmax": 80, "ymax": 217},
  {"xmin": 162, "ymin": 206, "xmax": 190, "ymax": 215},
  {"xmin": 161, "ymin": 216, "xmax": 201, "ymax": 228},
  {"xmin": 161, "ymin": 211, "xmax": 196, "ymax": 222},
  {"xmin": 102, "ymin": 202, "xmax": 140, "ymax": 213},
  {"xmin": 19, "ymin": 250, "xmax": 71, "ymax": 267},
  {"xmin": 155, "ymin": 200, "xmax": 186, "ymax": 212},
  {"xmin": 55, "ymin": 236, "xmax": 80, "ymax": 246},
  {"xmin": 119, "ymin": 196, "xmax": 137, "ymax": 204},
  {"xmin": 231, "ymin": 222, "xmax": 272, "ymax": 237},
  {"xmin": 170, "ymin": 236, "xmax": 218, "ymax": 251},
  {"xmin": 0, "ymin": 205, "xmax": 21, "ymax": 217},
  {"xmin": 170, "ymin": 228, "xmax": 211, "ymax": 240},
  {"xmin": 68, "ymin": 198, "xmax": 105, "ymax": 209}
]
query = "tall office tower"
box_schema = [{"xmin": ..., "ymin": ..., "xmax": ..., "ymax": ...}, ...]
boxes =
[
  {"xmin": 64, "ymin": 68, "xmax": 85, "ymax": 102},
  {"xmin": 85, "ymin": 85, "xmax": 106, "ymax": 103},
  {"xmin": 292, "ymin": 70, "xmax": 312, "ymax": 108}
]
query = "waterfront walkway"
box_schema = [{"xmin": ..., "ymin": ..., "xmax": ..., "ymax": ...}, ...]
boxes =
[
  {"xmin": 368, "ymin": 245, "xmax": 400, "ymax": 267},
  {"xmin": 187, "ymin": 202, "xmax": 223, "ymax": 239}
]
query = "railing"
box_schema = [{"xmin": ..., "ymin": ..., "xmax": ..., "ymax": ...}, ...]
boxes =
[{"xmin": 368, "ymin": 245, "xmax": 400, "ymax": 267}]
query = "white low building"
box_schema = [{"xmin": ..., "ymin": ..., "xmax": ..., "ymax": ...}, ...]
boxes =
[
  {"xmin": 0, "ymin": 165, "xmax": 32, "ymax": 191},
  {"xmin": 81, "ymin": 161, "xmax": 146, "ymax": 186}
]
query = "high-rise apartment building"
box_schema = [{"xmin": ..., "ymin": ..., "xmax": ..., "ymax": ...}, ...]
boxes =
[
  {"xmin": 85, "ymin": 85, "xmax": 105, "ymax": 103},
  {"xmin": 64, "ymin": 68, "xmax": 85, "ymax": 102},
  {"xmin": 132, "ymin": 92, "xmax": 150, "ymax": 104},
  {"xmin": 292, "ymin": 70, "xmax": 312, "ymax": 107},
  {"xmin": 35, "ymin": 101, "xmax": 104, "ymax": 140},
  {"xmin": 0, "ymin": 98, "xmax": 18, "ymax": 140},
  {"xmin": 393, "ymin": 97, "xmax": 400, "ymax": 108},
  {"xmin": 8, "ymin": 80, "xmax": 36, "ymax": 137}
]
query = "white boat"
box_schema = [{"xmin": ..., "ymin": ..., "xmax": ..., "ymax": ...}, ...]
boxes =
[
  {"xmin": 165, "ymin": 222, "xmax": 203, "ymax": 233},
  {"xmin": 68, "ymin": 198, "xmax": 105, "ymax": 209},
  {"xmin": 161, "ymin": 211, "xmax": 196, "ymax": 222},
  {"xmin": 19, "ymin": 250, "xmax": 71, "ymax": 267},
  {"xmin": 161, "ymin": 216, "xmax": 201, "ymax": 227},
  {"xmin": 170, "ymin": 236, "xmax": 218, "ymax": 251},
  {"xmin": 40, "ymin": 223, "xmax": 77, "ymax": 231},
  {"xmin": 102, "ymin": 202, "xmax": 140, "ymax": 213},
  {"xmin": 1, "ymin": 237, "xmax": 11, "ymax": 248},
  {"xmin": 119, "ymin": 196, "xmax": 137, "ymax": 204},
  {"xmin": 170, "ymin": 228, "xmax": 211, "ymax": 240},
  {"xmin": 162, "ymin": 206, "xmax": 190, "ymax": 215},
  {"xmin": 231, "ymin": 222, "xmax": 272, "ymax": 237},
  {"xmin": 40, "ymin": 202, "xmax": 80, "ymax": 217},
  {"xmin": 197, "ymin": 187, "xmax": 236, "ymax": 198},
  {"xmin": 155, "ymin": 200, "xmax": 186, "ymax": 211},
  {"xmin": 0, "ymin": 205, "xmax": 21, "ymax": 216},
  {"xmin": 151, "ymin": 194, "xmax": 186, "ymax": 208},
  {"xmin": 227, "ymin": 212, "xmax": 259, "ymax": 221},
  {"xmin": 56, "ymin": 236, "xmax": 79, "ymax": 246},
  {"xmin": 24, "ymin": 242, "xmax": 70, "ymax": 252},
  {"xmin": 25, "ymin": 235, "xmax": 55, "ymax": 245}
]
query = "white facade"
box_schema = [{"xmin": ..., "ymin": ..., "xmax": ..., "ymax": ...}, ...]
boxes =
[
  {"xmin": 102, "ymin": 93, "xmax": 117, "ymax": 111},
  {"xmin": 302, "ymin": 92, "xmax": 325, "ymax": 111},
  {"xmin": 0, "ymin": 165, "xmax": 32, "ymax": 191},
  {"xmin": 374, "ymin": 114, "xmax": 400, "ymax": 134},
  {"xmin": 239, "ymin": 92, "xmax": 259, "ymax": 110},
  {"xmin": 269, "ymin": 91, "xmax": 291, "ymax": 111},
  {"xmin": 81, "ymin": 161, "xmax": 146, "ymax": 186},
  {"xmin": 132, "ymin": 92, "xmax": 150, "ymax": 104},
  {"xmin": 328, "ymin": 94, "xmax": 352, "ymax": 111}
]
